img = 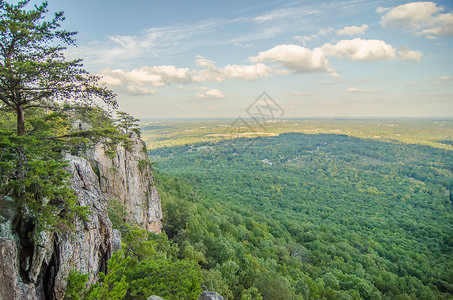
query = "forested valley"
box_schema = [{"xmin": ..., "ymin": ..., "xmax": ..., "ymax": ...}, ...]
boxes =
[
  {"xmin": 1, "ymin": 0, "xmax": 452, "ymax": 299},
  {"xmin": 148, "ymin": 125, "xmax": 453, "ymax": 300}
]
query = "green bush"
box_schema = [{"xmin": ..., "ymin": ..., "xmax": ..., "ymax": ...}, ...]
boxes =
[
  {"xmin": 107, "ymin": 199, "xmax": 127, "ymax": 230},
  {"xmin": 65, "ymin": 226, "xmax": 203, "ymax": 300}
]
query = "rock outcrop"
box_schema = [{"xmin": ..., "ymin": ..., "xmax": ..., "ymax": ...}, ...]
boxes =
[
  {"xmin": 198, "ymin": 291, "xmax": 225, "ymax": 300},
  {"xmin": 50, "ymin": 154, "xmax": 114, "ymax": 299},
  {"xmin": 0, "ymin": 155, "xmax": 114, "ymax": 300},
  {"xmin": 89, "ymin": 135, "xmax": 162, "ymax": 233},
  {"xmin": 0, "ymin": 134, "xmax": 163, "ymax": 300}
]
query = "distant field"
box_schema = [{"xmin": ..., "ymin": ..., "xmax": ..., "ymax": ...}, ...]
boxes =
[{"xmin": 140, "ymin": 119, "xmax": 453, "ymax": 151}]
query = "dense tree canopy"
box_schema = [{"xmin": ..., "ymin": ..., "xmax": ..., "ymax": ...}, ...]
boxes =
[{"xmin": 150, "ymin": 129, "xmax": 453, "ymax": 300}]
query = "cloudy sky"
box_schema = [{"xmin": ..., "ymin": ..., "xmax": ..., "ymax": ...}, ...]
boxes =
[{"xmin": 43, "ymin": 0, "xmax": 452, "ymax": 118}]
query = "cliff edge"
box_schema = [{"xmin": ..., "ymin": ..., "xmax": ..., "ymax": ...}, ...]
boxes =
[
  {"xmin": 0, "ymin": 135, "xmax": 162, "ymax": 300},
  {"xmin": 90, "ymin": 134, "xmax": 162, "ymax": 233}
]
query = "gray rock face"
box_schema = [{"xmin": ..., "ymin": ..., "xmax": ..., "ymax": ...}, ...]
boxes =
[
  {"xmin": 0, "ymin": 155, "xmax": 114, "ymax": 300},
  {"xmin": 147, "ymin": 296, "xmax": 164, "ymax": 300},
  {"xmin": 0, "ymin": 135, "xmax": 163, "ymax": 300},
  {"xmin": 89, "ymin": 135, "xmax": 162, "ymax": 233},
  {"xmin": 49, "ymin": 154, "xmax": 114, "ymax": 299},
  {"xmin": 0, "ymin": 238, "xmax": 19, "ymax": 300},
  {"xmin": 198, "ymin": 291, "xmax": 225, "ymax": 300}
]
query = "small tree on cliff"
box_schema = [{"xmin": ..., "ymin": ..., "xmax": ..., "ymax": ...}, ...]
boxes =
[{"xmin": 0, "ymin": 0, "xmax": 116, "ymax": 136}]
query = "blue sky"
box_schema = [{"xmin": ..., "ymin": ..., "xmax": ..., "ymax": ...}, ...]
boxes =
[{"xmin": 39, "ymin": 0, "xmax": 453, "ymax": 118}]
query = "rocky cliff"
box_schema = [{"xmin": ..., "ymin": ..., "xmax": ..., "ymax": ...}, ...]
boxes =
[
  {"xmin": 0, "ymin": 136, "xmax": 162, "ymax": 300},
  {"xmin": 89, "ymin": 135, "xmax": 162, "ymax": 233}
]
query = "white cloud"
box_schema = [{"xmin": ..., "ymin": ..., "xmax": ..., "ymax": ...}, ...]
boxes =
[
  {"xmin": 102, "ymin": 66, "xmax": 193, "ymax": 88},
  {"xmin": 194, "ymin": 56, "xmax": 272, "ymax": 82},
  {"xmin": 322, "ymin": 38, "xmax": 397, "ymax": 61},
  {"xmin": 322, "ymin": 38, "xmax": 422, "ymax": 62},
  {"xmin": 378, "ymin": 2, "xmax": 453, "ymax": 38},
  {"xmin": 249, "ymin": 44, "xmax": 333, "ymax": 73},
  {"xmin": 101, "ymin": 75, "xmax": 123, "ymax": 86},
  {"xmin": 293, "ymin": 35, "xmax": 312, "ymax": 45},
  {"xmin": 348, "ymin": 87, "xmax": 380, "ymax": 93},
  {"xmin": 196, "ymin": 89, "xmax": 225, "ymax": 99},
  {"xmin": 223, "ymin": 64, "xmax": 272, "ymax": 80},
  {"xmin": 337, "ymin": 24, "xmax": 368, "ymax": 36},
  {"xmin": 398, "ymin": 46, "xmax": 423, "ymax": 62},
  {"xmin": 195, "ymin": 55, "xmax": 215, "ymax": 67},
  {"xmin": 330, "ymin": 72, "xmax": 342, "ymax": 78},
  {"xmin": 293, "ymin": 27, "xmax": 333, "ymax": 46},
  {"xmin": 126, "ymin": 85, "xmax": 158, "ymax": 95},
  {"xmin": 284, "ymin": 91, "xmax": 316, "ymax": 96},
  {"xmin": 100, "ymin": 57, "xmax": 272, "ymax": 95}
]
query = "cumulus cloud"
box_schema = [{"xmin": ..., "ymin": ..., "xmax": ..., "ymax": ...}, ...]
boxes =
[
  {"xmin": 126, "ymin": 85, "xmax": 158, "ymax": 95},
  {"xmin": 196, "ymin": 89, "xmax": 225, "ymax": 99},
  {"xmin": 101, "ymin": 57, "xmax": 272, "ymax": 95},
  {"xmin": 322, "ymin": 38, "xmax": 397, "ymax": 61},
  {"xmin": 348, "ymin": 87, "xmax": 380, "ymax": 93},
  {"xmin": 337, "ymin": 24, "xmax": 368, "ymax": 36},
  {"xmin": 194, "ymin": 57, "xmax": 273, "ymax": 82},
  {"xmin": 223, "ymin": 64, "xmax": 273, "ymax": 80},
  {"xmin": 322, "ymin": 38, "xmax": 422, "ymax": 62},
  {"xmin": 377, "ymin": 2, "xmax": 453, "ymax": 38},
  {"xmin": 249, "ymin": 44, "xmax": 333, "ymax": 74},
  {"xmin": 398, "ymin": 46, "xmax": 423, "ymax": 62},
  {"xmin": 101, "ymin": 66, "xmax": 193, "ymax": 89}
]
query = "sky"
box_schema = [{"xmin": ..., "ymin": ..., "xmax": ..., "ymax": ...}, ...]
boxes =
[{"xmin": 32, "ymin": 0, "xmax": 453, "ymax": 118}]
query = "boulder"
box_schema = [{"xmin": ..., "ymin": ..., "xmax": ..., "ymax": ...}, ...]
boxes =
[{"xmin": 198, "ymin": 291, "xmax": 225, "ymax": 300}]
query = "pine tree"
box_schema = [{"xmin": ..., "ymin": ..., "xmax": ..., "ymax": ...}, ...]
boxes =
[{"xmin": 0, "ymin": 0, "xmax": 116, "ymax": 136}]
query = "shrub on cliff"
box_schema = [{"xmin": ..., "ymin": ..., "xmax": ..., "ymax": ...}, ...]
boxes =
[{"xmin": 65, "ymin": 225, "xmax": 203, "ymax": 300}]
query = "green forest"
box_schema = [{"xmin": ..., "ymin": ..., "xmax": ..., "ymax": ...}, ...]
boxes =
[
  {"xmin": 1, "ymin": 0, "xmax": 453, "ymax": 299},
  {"xmin": 147, "ymin": 124, "xmax": 453, "ymax": 299}
]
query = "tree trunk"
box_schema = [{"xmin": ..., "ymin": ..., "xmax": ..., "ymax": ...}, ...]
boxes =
[{"xmin": 17, "ymin": 106, "xmax": 25, "ymax": 136}]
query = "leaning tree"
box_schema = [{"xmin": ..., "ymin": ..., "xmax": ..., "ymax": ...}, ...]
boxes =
[{"xmin": 0, "ymin": 0, "xmax": 116, "ymax": 136}]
